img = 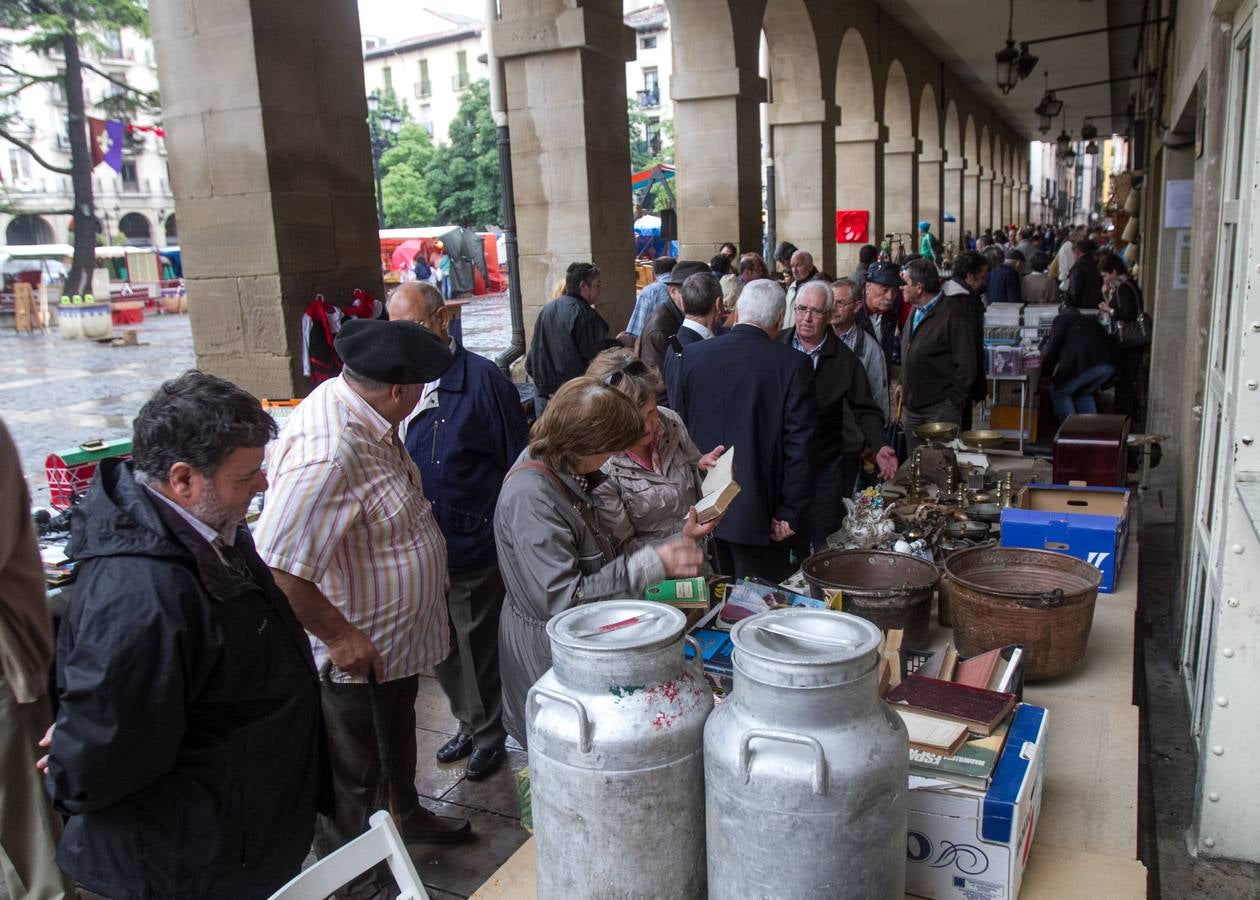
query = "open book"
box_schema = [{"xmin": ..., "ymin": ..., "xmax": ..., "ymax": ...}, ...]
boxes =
[{"xmin": 695, "ymin": 446, "xmax": 740, "ymax": 524}]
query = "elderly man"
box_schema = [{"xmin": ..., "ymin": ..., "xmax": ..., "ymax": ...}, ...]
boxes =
[
  {"xmin": 640, "ymin": 259, "xmax": 709, "ymax": 369},
  {"xmin": 389, "ymin": 283, "xmax": 528, "ymax": 781},
  {"xmin": 663, "ymin": 272, "xmax": 723, "ymax": 408},
  {"xmin": 857, "ymin": 261, "xmax": 904, "ymax": 381},
  {"xmin": 527, "ymin": 262, "xmax": 612, "ymax": 415},
  {"xmin": 257, "ymin": 318, "xmax": 473, "ymax": 888},
  {"xmin": 624, "ymin": 256, "xmax": 676, "ymax": 338},
  {"xmin": 831, "ymin": 277, "xmax": 888, "ymax": 416},
  {"xmin": 46, "ymin": 372, "xmax": 323, "ymax": 899},
  {"xmin": 899, "ymin": 258, "xmax": 977, "ymax": 451},
  {"xmin": 986, "ymin": 247, "xmax": 1024, "ymax": 304},
  {"xmin": 782, "ymin": 282, "xmax": 897, "ymax": 549},
  {"xmin": 941, "ymin": 251, "xmax": 990, "ymax": 431},
  {"xmin": 783, "ymin": 249, "xmax": 818, "ymax": 329},
  {"xmin": 1, "ymin": 419, "xmax": 73, "ymax": 900},
  {"xmin": 675, "ymin": 279, "xmax": 816, "ymax": 581}
]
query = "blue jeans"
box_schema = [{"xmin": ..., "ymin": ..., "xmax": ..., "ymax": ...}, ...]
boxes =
[{"xmin": 1051, "ymin": 363, "xmax": 1115, "ymax": 422}]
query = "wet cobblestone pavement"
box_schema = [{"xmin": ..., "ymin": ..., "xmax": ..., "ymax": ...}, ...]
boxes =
[{"xmin": 2, "ymin": 294, "xmax": 512, "ymax": 505}]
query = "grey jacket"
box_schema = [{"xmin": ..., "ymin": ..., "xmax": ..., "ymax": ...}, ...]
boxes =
[
  {"xmin": 495, "ymin": 450, "xmax": 666, "ymax": 746},
  {"xmin": 592, "ymin": 408, "xmax": 703, "ymax": 554},
  {"xmin": 838, "ymin": 325, "xmax": 889, "ymax": 454}
]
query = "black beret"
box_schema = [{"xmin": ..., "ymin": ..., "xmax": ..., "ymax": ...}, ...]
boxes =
[
  {"xmin": 668, "ymin": 260, "xmax": 711, "ymax": 285},
  {"xmin": 334, "ymin": 318, "xmax": 454, "ymax": 384},
  {"xmin": 865, "ymin": 261, "xmax": 904, "ymax": 288}
]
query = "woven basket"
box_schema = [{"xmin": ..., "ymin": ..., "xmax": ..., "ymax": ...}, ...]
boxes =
[{"xmin": 942, "ymin": 546, "xmax": 1101, "ymax": 681}]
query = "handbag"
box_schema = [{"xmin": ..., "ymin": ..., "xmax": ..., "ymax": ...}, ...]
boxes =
[{"xmin": 1115, "ymin": 312, "xmax": 1153, "ymax": 349}]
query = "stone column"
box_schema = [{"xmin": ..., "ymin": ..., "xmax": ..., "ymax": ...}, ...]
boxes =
[
  {"xmin": 882, "ymin": 136, "xmax": 920, "ymax": 246},
  {"xmin": 771, "ymin": 100, "xmax": 838, "ymax": 275},
  {"xmin": 150, "ymin": 0, "xmax": 383, "ymax": 398},
  {"xmin": 978, "ymin": 169, "xmax": 995, "ymax": 231},
  {"xmin": 1005, "ymin": 181, "xmax": 1018, "ymax": 225},
  {"xmin": 917, "ymin": 147, "xmax": 944, "ymax": 244},
  {"xmin": 943, "ymin": 158, "xmax": 966, "ymax": 248},
  {"xmin": 493, "ymin": 0, "xmax": 636, "ymax": 340},
  {"xmin": 994, "ymin": 176, "xmax": 1007, "ymax": 228},
  {"xmin": 834, "ymin": 121, "xmax": 886, "ymax": 276},
  {"xmin": 672, "ymin": 66, "xmax": 766, "ymax": 260},
  {"xmin": 965, "ymin": 167, "xmax": 981, "ymax": 238},
  {"xmin": 1020, "ymin": 182, "xmax": 1032, "ymax": 224}
]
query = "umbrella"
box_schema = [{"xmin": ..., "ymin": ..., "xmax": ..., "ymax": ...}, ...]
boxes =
[
  {"xmin": 943, "ymin": 213, "xmax": 958, "ymax": 223},
  {"xmin": 389, "ymin": 239, "xmax": 426, "ymax": 273}
]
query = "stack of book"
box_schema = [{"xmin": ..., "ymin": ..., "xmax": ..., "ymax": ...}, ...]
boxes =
[{"xmin": 885, "ymin": 645, "xmax": 1025, "ymax": 789}]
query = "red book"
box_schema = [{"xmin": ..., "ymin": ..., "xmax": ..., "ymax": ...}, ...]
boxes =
[
  {"xmin": 955, "ymin": 647, "xmax": 1003, "ymax": 690},
  {"xmin": 885, "ymin": 674, "xmax": 1016, "ymax": 736}
]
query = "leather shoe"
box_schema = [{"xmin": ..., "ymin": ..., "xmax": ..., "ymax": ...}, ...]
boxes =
[
  {"xmin": 465, "ymin": 746, "xmax": 505, "ymax": 781},
  {"xmin": 436, "ymin": 733, "xmax": 474, "ymax": 764},
  {"xmin": 400, "ymin": 807, "xmax": 473, "ymax": 845}
]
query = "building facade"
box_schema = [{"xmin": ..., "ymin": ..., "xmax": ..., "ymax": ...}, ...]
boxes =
[{"xmin": 0, "ymin": 26, "xmax": 174, "ymax": 247}]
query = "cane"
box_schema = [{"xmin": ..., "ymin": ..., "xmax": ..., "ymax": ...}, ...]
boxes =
[{"xmin": 367, "ymin": 671, "xmax": 400, "ymax": 825}]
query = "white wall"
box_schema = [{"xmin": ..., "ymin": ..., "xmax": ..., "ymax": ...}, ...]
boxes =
[{"xmin": 362, "ymin": 30, "xmax": 488, "ymax": 144}]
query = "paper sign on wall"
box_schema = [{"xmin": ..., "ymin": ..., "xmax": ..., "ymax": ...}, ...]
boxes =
[{"xmin": 1163, "ymin": 179, "xmax": 1194, "ymax": 229}]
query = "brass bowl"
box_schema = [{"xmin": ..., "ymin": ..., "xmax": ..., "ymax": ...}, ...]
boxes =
[
  {"xmin": 960, "ymin": 429, "xmax": 1005, "ymax": 450},
  {"xmin": 913, "ymin": 422, "xmax": 959, "ymax": 442}
]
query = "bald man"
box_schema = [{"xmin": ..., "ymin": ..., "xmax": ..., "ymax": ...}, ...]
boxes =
[{"xmin": 389, "ymin": 283, "xmax": 529, "ymax": 781}]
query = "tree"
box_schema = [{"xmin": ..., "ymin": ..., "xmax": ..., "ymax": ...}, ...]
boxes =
[
  {"xmin": 381, "ymin": 166, "xmax": 437, "ymax": 228},
  {"xmin": 627, "ymin": 97, "xmax": 674, "ymax": 172},
  {"xmin": 425, "ymin": 80, "xmax": 501, "ymax": 228},
  {"xmin": 0, "ymin": 1, "xmax": 156, "ymax": 294}
]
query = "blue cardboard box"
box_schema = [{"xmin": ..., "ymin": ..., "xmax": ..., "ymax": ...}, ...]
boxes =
[{"xmin": 999, "ymin": 485, "xmax": 1130, "ymax": 592}]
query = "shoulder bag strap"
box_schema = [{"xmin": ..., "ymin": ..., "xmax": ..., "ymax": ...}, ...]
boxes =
[{"xmin": 507, "ymin": 461, "xmax": 618, "ymax": 561}]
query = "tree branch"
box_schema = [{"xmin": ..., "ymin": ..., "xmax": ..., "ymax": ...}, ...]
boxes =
[
  {"xmin": 1, "ymin": 78, "xmax": 43, "ymax": 101},
  {"xmin": 0, "ymin": 126, "xmax": 74, "ymax": 174},
  {"xmin": 79, "ymin": 61, "xmax": 157, "ymax": 104},
  {"xmin": 0, "ymin": 202, "xmax": 75, "ymax": 216},
  {"xmin": 0, "ymin": 61, "xmax": 58, "ymax": 83}
]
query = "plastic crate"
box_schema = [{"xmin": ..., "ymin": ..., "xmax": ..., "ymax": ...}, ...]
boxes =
[{"xmin": 45, "ymin": 439, "xmax": 132, "ymax": 509}]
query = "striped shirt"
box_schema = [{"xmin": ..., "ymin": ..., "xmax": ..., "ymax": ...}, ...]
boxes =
[{"xmin": 255, "ymin": 376, "xmax": 449, "ymax": 683}]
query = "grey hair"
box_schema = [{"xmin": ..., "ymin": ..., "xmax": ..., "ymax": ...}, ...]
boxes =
[
  {"xmin": 791, "ymin": 249, "xmax": 814, "ymax": 267},
  {"xmin": 341, "ymin": 365, "xmax": 392, "ymax": 392},
  {"xmin": 798, "ymin": 279, "xmax": 834, "ymax": 313},
  {"xmin": 736, "ymin": 279, "xmax": 786, "ymax": 329},
  {"xmin": 831, "ymin": 277, "xmax": 857, "ymax": 299}
]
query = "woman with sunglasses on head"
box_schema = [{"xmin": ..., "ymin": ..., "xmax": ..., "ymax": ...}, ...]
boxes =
[
  {"xmin": 585, "ymin": 350, "xmax": 726, "ymax": 568},
  {"xmin": 494, "ymin": 376, "xmax": 709, "ymax": 748}
]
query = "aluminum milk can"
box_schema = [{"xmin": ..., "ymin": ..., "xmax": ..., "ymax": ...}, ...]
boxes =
[
  {"xmin": 527, "ymin": 600, "xmax": 713, "ymax": 899},
  {"xmin": 705, "ymin": 608, "xmax": 908, "ymax": 899}
]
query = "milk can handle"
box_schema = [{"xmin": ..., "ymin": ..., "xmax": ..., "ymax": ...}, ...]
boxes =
[
  {"xmin": 683, "ymin": 635, "xmax": 705, "ymax": 683},
  {"xmin": 526, "ymin": 687, "xmax": 592, "ymax": 753},
  {"xmin": 738, "ymin": 728, "xmax": 829, "ymax": 796}
]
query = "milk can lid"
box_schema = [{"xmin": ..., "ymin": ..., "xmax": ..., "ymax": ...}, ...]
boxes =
[
  {"xmin": 548, "ymin": 600, "xmax": 686, "ymax": 653},
  {"xmin": 731, "ymin": 608, "xmax": 883, "ymax": 669}
]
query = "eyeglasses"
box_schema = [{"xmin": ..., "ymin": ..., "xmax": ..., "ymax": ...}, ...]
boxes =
[
  {"xmin": 794, "ymin": 304, "xmax": 828, "ymax": 319},
  {"xmin": 603, "ymin": 359, "xmax": 651, "ymax": 387}
]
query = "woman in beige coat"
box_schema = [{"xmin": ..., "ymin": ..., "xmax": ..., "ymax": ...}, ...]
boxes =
[{"xmin": 586, "ymin": 350, "xmax": 725, "ymax": 558}]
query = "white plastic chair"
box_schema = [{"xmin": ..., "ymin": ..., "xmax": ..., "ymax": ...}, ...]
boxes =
[{"xmin": 269, "ymin": 810, "xmax": 430, "ymax": 900}]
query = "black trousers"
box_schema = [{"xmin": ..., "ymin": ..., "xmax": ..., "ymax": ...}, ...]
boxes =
[
  {"xmin": 316, "ymin": 675, "xmax": 424, "ymax": 867},
  {"xmin": 715, "ymin": 538, "xmax": 799, "ymax": 583},
  {"xmin": 435, "ymin": 563, "xmax": 507, "ymax": 750}
]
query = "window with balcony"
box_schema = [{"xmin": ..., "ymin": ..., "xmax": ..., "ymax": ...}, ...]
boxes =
[
  {"xmin": 8, "ymin": 148, "xmax": 32, "ymax": 183},
  {"xmin": 121, "ymin": 160, "xmax": 139, "ymax": 193},
  {"xmin": 382, "ymin": 66, "xmax": 392, "ymax": 91},
  {"xmin": 102, "ymin": 30, "xmax": 123, "ymax": 59},
  {"xmin": 417, "ymin": 59, "xmax": 431, "ymax": 98},
  {"xmin": 640, "ymin": 35, "xmax": 657, "ymax": 50},
  {"xmin": 418, "ymin": 104, "xmax": 434, "ymax": 138},
  {"xmin": 453, "ymin": 50, "xmax": 469, "ymax": 91},
  {"xmin": 637, "ymin": 68, "xmax": 660, "ymax": 108}
]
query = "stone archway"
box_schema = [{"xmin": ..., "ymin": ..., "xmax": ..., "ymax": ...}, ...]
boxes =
[
  {"xmin": 964, "ymin": 115, "xmax": 979, "ymax": 238},
  {"xmin": 979, "ymin": 124, "xmax": 993, "ymax": 231},
  {"xmin": 834, "ymin": 26, "xmax": 879, "ymax": 274},
  {"xmin": 943, "ymin": 100, "xmax": 964, "ymax": 246},
  {"xmin": 118, "ymin": 212, "xmax": 153, "ymax": 246},
  {"xmin": 764, "ymin": 0, "xmax": 835, "ymax": 272},
  {"xmin": 5, "ymin": 214, "xmax": 55, "ymax": 245},
  {"xmin": 880, "ymin": 59, "xmax": 916, "ymax": 246},
  {"xmin": 916, "ymin": 82, "xmax": 943, "ymax": 247},
  {"xmin": 165, "ymin": 213, "xmax": 178, "ymax": 243},
  {"xmin": 665, "ymin": 0, "xmax": 766, "ymax": 259}
]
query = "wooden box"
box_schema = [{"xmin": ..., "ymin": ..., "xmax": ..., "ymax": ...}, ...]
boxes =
[
  {"xmin": 1052, "ymin": 414, "xmax": 1130, "ymax": 487},
  {"xmin": 990, "ymin": 404, "xmax": 1038, "ymax": 442}
]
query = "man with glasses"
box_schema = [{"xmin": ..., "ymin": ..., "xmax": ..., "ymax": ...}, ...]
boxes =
[
  {"xmin": 899, "ymin": 258, "xmax": 977, "ymax": 451},
  {"xmin": 782, "ymin": 282, "xmax": 898, "ymax": 550}
]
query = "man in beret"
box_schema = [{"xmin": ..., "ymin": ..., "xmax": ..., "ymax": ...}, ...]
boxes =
[
  {"xmin": 638, "ymin": 259, "xmax": 709, "ymax": 370},
  {"xmin": 256, "ymin": 318, "xmax": 473, "ymax": 894}
]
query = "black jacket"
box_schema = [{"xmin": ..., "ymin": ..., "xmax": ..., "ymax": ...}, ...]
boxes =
[
  {"xmin": 900, "ymin": 296, "xmax": 979, "ymax": 412},
  {"xmin": 780, "ymin": 327, "xmax": 886, "ymax": 457},
  {"xmin": 662, "ymin": 323, "xmax": 706, "ymax": 409},
  {"xmin": 526, "ymin": 292, "xmax": 612, "ymax": 396},
  {"xmin": 856, "ymin": 302, "xmax": 901, "ymax": 373},
  {"xmin": 1040, "ymin": 308, "xmax": 1118, "ymax": 386},
  {"xmin": 1065, "ymin": 259, "xmax": 1103, "ymax": 310},
  {"xmin": 675, "ymin": 324, "xmax": 816, "ymax": 544},
  {"xmin": 942, "ymin": 278, "xmax": 989, "ymax": 402},
  {"xmin": 49, "ymin": 461, "xmax": 325, "ymax": 900}
]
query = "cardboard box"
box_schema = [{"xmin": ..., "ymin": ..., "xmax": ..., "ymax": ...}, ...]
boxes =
[
  {"xmin": 989, "ymin": 404, "xmax": 1038, "ymax": 442},
  {"xmin": 999, "ymin": 485, "xmax": 1130, "ymax": 592},
  {"xmin": 906, "ymin": 704, "xmax": 1048, "ymax": 900}
]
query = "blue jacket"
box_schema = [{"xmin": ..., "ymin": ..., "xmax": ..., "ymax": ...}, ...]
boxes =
[
  {"xmin": 405, "ymin": 342, "xmax": 529, "ymax": 571},
  {"xmin": 985, "ymin": 263, "xmax": 1022, "ymax": 305}
]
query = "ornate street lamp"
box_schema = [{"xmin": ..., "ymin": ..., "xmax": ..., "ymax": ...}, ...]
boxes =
[
  {"xmin": 995, "ymin": 0, "xmax": 1020, "ymax": 94},
  {"xmin": 367, "ymin": 91, "xmax": 401, "ymax": 229}
]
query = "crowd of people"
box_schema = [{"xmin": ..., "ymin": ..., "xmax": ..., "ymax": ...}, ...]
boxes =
[{"xmin": 0, "ymin": 221, "xmax": 1149, "ymax": 900}]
